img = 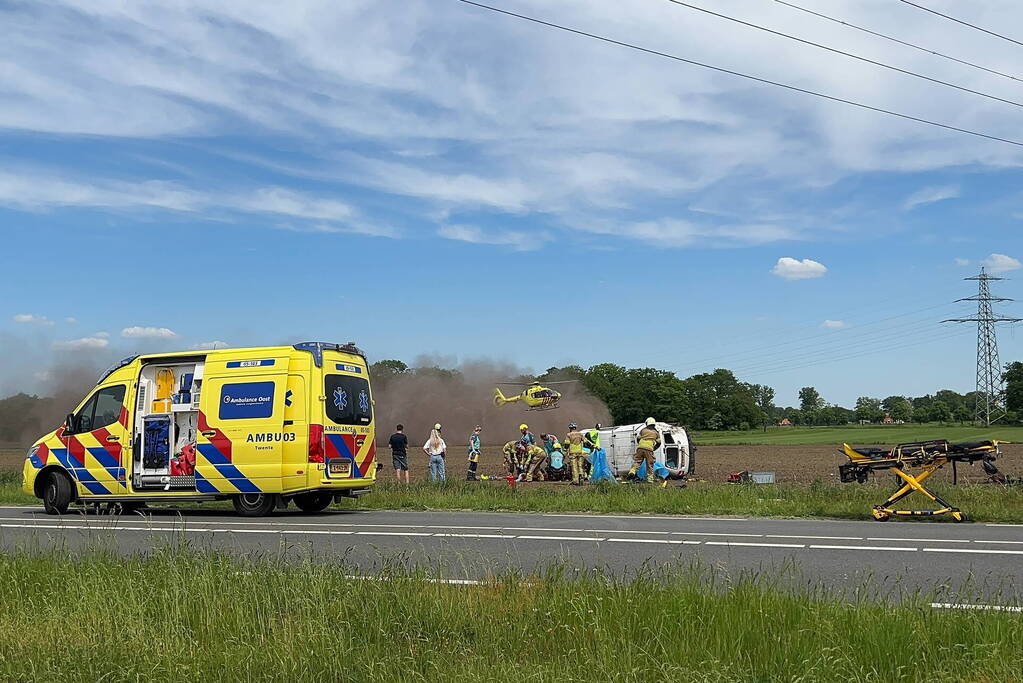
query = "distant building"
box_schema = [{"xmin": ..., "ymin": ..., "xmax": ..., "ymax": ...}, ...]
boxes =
[
  {"xmin": 778, "ymin": 418, "xmax": 792, "ymax": 427},
  {"xmin": 881, "ymin": 415, "xmax": 894, "ymax": 424}
]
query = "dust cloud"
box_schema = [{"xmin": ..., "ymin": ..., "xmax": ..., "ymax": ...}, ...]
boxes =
[{"xmin": 372, "ymin": 356, "xmax": 611, "ymax": 449}]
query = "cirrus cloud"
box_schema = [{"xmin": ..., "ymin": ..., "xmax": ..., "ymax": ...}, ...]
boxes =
[{"xmin": 121, "ymin": 326, "xmax": 178, "ymax": 339}]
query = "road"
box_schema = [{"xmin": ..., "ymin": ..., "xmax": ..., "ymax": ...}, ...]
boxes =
[{"xmin": 1, "ymin": 505, "xmax": 1021, "ymax": 603}]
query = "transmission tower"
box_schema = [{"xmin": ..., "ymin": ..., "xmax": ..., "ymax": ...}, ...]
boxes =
[{"xmin": 943, "ymin": 267, "xmax": 1022, "ymax": 425}]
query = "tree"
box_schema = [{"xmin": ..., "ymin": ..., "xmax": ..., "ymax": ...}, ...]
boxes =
[
  {"xmin": 749, "ymin": 384, "xmax": 776, "ymax": 418},
  {"xmin": 680, "ymin": 369, "xmax": 763, "ymax": 430},
  {"xmin": 854, "ymin": 397, "xmax": 883, "ymax": 423},
  {"xmin": 798, "ymin": 387, "xmax": 825, "ymax": 424},
  {"xmin": 368, "ymin": 360, "xmax": 410, "ymax": 387},
  {"xmin": 882, "ymin": 395, "xmax": 912, "ymax": 423},
  {"xmin": 582, "ymin": 363, "xmax": 627, "ymax": 406},
  {"xmin": 1003, "ymin": 361, "xmax": 1023, "ymax": 418},
  {"xmin": 929, "ymin": 400, "xmax": 952, "ymax": 423}
]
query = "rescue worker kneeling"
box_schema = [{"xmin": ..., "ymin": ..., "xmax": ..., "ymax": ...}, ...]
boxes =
[
  {"xmin": 523, "ymin": 444, "xmax": 548, "ymax": 482},
  {"xmin": 628, "ymin": 417, "xmax": 661, "ymax": 483},
  {"xmin": 502, "ymin": 440, "xmax": 521, "ymax": 475},
  {"xmin": 564, "ymin": 422, "xmax": 586, "ymax": 485}
]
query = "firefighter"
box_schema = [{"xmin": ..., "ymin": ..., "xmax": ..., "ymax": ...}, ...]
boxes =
[
  {"xmin": 564, "ymin": 422, "xmax": 586, "ymax": 485},
  {"xmin": 466, "ymin": 425, "xmax": 482, "ymax": 481},
  {"xmin": 502, "ymin": 440, "xmax": 520, "ymax": 475},
  {"xmin": 628, "ymin": 417, "xmax": 661, "ymax": 483},
  {"xmin": 524, "ymin": 444, "xmax": 548, "ymax": 482}
]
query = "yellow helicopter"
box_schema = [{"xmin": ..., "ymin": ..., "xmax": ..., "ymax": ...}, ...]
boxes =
[{"xmin": 493, "ymin": 381, "xmax": 576, "ymax": 411}]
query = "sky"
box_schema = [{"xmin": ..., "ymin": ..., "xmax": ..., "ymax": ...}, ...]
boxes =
[{"xmin": 1, "ymin": 0, "xmax": 1022, "ymax": 408}]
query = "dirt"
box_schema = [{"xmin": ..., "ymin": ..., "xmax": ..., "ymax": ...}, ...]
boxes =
[{"xmin": 375, "ymin": 443, "xmax": 1023, "ymax": 485}]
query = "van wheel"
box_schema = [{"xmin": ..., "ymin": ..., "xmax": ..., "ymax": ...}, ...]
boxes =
[
  {"xmin": 232, "ymin": 493, "xmax": 277, "ymax": 517},
  {"xmin": 294, "ymin": 492, "xmax": 333, "ymax": 513},
  {"xmin": 42, "ymin": 471, "xmax": 74, "ymax": 515}
]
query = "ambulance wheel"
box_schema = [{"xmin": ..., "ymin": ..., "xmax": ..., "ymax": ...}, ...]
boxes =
[
  {"xmin": 42, "ymin": 471, "xmax": 74, "ymax": 515},
  {"xmin": 232, "ymin": 493, "xmax": 277, "ymax": 517},
  {"xmin": 294, "ymin": 492, "xmax": 333, "ymax": 513}
]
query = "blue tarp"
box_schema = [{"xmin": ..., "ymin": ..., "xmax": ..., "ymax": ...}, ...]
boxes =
[{"xmin": 589, "ymin": 447, "xmax": 616, "ymax": 483}]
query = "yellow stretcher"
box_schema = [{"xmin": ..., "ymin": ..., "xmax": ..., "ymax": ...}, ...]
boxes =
[{"xmin": 838, "ymin": 439, "xmax": 1002, "ymax": 522}]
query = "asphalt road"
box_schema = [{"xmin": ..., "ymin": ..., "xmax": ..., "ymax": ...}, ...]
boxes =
[{"xmin": 1, "ymin": 505, "xmax": 1021, "ymax": 604}]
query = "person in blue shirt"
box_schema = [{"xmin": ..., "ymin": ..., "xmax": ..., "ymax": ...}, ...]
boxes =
[
  {"xmin": 466, "ymin": 425, "xmax": 482, "ymax": 481},
  {"xmin": 518, "ymin": 423, "xmax": 535, "ymax": 449}
]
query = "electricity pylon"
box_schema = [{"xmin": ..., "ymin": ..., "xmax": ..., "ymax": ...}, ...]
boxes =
[{"xmin": 943, "ymin": 267, "xmax": 1022, "ymax": 425}]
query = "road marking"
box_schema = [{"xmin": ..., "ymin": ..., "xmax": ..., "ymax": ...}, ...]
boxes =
[
  {"xmin": 931, "ymin": 602, "xmax": 1023, "ymax": 612},
  {"xmin": 866, "ymin": 537, "xmax": 970, "ymax": 543},
  {"xmin": 603, "ymin": 538, "xmax": 699, "ymax": 545},
  {"xmin": 355, "ymin": 531, "xmax": 432, "ymax": 537},
  {"xmin": 922, "ymin": 547, "xmax": 1023, "ymax": 556},
  {"xmin": 542, "ymin": 514, "xmax": 749, "ymax": 522},
  {"xmin": 430, "ymin": 533, "xmax": 510, "ymax": 539},
  {"xmin": 766, "ymin": 534, "xmax": 862, "ymax": 541},
  {"xmin": 985, "ymin": 523, "xmax": 1023, "ymax": 527},
  {"xmin": 809, "ymin": 544, "xmax": 918, "ymax": 552},
  {"xmin": 704, "ymin": 541, "xmax": 804, "ymax": 548},
  {"xmin": 516, "ymin": 535, "xmax": 605, "ymax": 542},
  {"xmin": 673, "ymin": 532, "xmax": 765, "ymax": 538},
  {"xmin": 984, "ymin": 540, "xmax": 1023, "ymax": 545}
]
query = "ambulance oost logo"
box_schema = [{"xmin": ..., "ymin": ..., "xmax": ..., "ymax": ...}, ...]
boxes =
[
  {"xmin": 223, "ymin": 395, "xmax": 231, "ymax": 404},
  {"xmin": 358, "ymin": 390, "xmax": 370, "ymax": 413},
  {"xmin": 333, "ymin": 388, "xmax": 348, "ymax": 411}
]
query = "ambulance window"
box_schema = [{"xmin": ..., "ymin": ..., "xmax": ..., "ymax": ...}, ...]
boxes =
[
  {"xmin": 324, "ymin": 375, "xmax": 372, "ymax": 426},
  {"xmin": 72, "ymin": 385, "xmax": 126, "ymax": 433}
]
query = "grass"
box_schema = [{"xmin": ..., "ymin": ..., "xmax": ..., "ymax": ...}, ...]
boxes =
[
  {"xmin": 331, "ymin": 481, "xmax": 1023, "ymax": 522},
  {"xmin": 694, "ymin": 423, "xmax": 1023, "ymax": 446},
  {"xmin": 0, "ymin": 548, "xmax": 1019, "ymax": 682}
]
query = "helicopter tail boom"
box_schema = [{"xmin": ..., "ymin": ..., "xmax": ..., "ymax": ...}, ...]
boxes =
[{"xmin": 494, "ymin": 387, "xmax": 520, "ymax": 406}]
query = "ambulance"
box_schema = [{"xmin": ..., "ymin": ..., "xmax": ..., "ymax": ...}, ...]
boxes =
[{"xmin": 22, "ymin": 342, "xmax": 378, "ymax": 516}]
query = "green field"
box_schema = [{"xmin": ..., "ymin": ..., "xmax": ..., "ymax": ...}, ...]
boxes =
[
  {"xmin": 0, "ymin": 548, "xmax": 1018, "ymax": 682},
  {"xmin": 694, "ymin": 423, "xmax": 1023, "ymax": 446}
]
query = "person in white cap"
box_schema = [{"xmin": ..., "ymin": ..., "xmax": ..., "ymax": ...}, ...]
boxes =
[{"xmin": 423, "ymin": 423, "xmax": 447, "ymax": 482}]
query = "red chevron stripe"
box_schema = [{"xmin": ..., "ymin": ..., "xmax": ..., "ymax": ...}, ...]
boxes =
[
  {"xmin": 67, "ymin": 435, "xmax": 86, "ymax": 467},
  {"xmin": 92, "ymin": 427, "xmax": 122, "ymax": 464},
  {"xmin": 197, "ymin": 410, "xmax": 232, "ymax": 462}
]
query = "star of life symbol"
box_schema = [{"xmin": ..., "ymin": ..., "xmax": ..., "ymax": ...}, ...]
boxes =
[
  {"xmin": 359, "ymin": 390, "xmax": 370, "ymax": 413},
  {"xmin": 333, "ymin": 387, "xmax": 348, "ymax": 411}
]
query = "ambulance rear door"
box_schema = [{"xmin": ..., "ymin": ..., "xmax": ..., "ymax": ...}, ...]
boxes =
[{"xmin": 196, "ymin": 352, "xmax": 291, "ymax": 495}]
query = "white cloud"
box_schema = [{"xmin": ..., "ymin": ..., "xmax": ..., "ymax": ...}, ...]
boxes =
[
  {"xmin": 53, "ymin": 336, "xmax": 109, "ymax": 350},
  {"xmin": 771, "ymin": 257, "xmax": 827, "ymax": 281},
  {"xmin": 13, "ymin": 314, "xmax": 53, "ymax": 325},
  {"xmin": 65, "ymin": 316, "xmax": 77, "ymax": 324},
  {"xmin": 121, "ymin": 326, "xmax": 178, "ymax": 339},
  {"xmin": 94, "ymin": 331, "xmax": 110, "ymax": 338},
  {"xmin": 192, "ymin": 341, "xmax": 229, "ymax": 350},
  {"xmin": 954, "ymin": 258, "xmax": 970, "ymax": 266},
  {"xmin": 903, "ymin": 185, "xmax": 960, "ymax": 210},
  {"xmin": 437, "ymin": 225, "xmax": 548, "ymax": 251},
  {"xmin": 821, "ymin": 320, "xmax": 846, "ymax": 329},
  {"xmin": 982, "ymin": 253, "xmax": 1022, "ymax": 274}
]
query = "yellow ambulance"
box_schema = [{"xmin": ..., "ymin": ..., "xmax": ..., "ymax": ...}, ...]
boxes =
[{"xmin": 22, "ymin": 342, "xmax": 378, "ymax": 516}]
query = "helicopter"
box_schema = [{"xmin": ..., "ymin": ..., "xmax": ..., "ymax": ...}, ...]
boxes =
[{"xmin": 493, "ymin": 381, "xmax": 577, "ymax": 411}]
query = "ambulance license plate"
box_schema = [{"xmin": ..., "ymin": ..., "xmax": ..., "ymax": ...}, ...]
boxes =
[{"xmin": 329, "ymin": 461, "xmax": 351, "ymax": 476}]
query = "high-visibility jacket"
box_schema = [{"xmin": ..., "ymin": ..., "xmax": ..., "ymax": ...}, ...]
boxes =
[
  {"xmin": 585, "ymin": 429, "xmax": 601, "ymax": 449},
  {"xmin": 637, "ymin": 426, "xmax": 660, "ymax": 451},
  {"xmin": 564, "ymin": 430, "xmax": 585, "ymax": 454}
]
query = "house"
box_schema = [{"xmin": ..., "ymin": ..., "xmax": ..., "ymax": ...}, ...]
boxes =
[
  {"xmin": 778, "ymin": 418, "xmax": 792, "ymax": 427},
  {"xmin": 881, "ymin": 415, "xmax": 894, "ymax": 424}
]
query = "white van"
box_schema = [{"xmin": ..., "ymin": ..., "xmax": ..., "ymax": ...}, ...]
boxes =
[{"xmin": 595, "ymin": 422, "xmax": 694, "ymax": 477}]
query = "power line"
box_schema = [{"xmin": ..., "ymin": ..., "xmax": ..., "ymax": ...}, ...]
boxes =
[
  {"xmin": 662, "ymin": 0, "xmax": 1023, "ymax": 110},
  {"xmin": 453, "ymin": 0, "xmax": 1023, "ymax": 148},
  {"xmin": 773, "ymin": 0, "xmax": 1023, "ymax": 84},
  {"xmin": 896, "ymin": 0, "xmax": 1023, "ymax": 50}
]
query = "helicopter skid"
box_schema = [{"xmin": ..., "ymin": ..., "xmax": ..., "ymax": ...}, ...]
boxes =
[{"xmin": 526, "ymin": 405, "xmax": 560, "ymax": 412}]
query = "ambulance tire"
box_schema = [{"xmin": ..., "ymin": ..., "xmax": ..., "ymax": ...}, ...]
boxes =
[
  {"xmin": 232, "ymin": 493, "xmax": 277, "ymax": 517},
  {"xmin": 42, "ymin": 471, "xmax": 74, "ymax": 515},
  {"xmin": 294, "ymin": 492, "xmax": 333, "ymax": 513}
]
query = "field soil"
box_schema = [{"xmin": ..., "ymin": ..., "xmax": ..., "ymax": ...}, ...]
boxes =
[{"xmin": 376, "ymin": 443, "xmax": 1023, "ymax": 485}]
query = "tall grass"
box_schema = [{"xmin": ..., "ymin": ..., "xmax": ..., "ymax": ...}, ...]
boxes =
[
  {"xmin": 337, "ymin": 481, "xmax": 1023, "ymax": 523},
  {"xmin": 0, "ymin": 548, "xmax": 1018, "ymax": 682}
]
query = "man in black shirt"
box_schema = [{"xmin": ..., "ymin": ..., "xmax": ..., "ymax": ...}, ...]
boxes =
[{"xmin": 389, "ymin": 424, "xmax": 410, "ymax": 484}]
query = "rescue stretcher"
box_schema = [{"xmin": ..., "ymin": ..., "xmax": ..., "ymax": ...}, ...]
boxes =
[{"xmin": 838, "ymin": 439, "xmax": 1002, "ymax": 522}]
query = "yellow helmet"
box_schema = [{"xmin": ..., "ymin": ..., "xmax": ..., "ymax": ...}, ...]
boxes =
[
  {"xmin": 645, "ymin": 417, "xmax": 656, "ymax": 426},
  {"xmin": 434, "ymin": 423, "xmax": 442, "ymax": 430},
  {"xmin": 519, "ymin": 424, "xmax": 528, "ymax": 431}
]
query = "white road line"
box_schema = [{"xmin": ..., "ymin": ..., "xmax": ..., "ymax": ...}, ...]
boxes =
[
  {"xmin": 984, "ymin": 540, "xmax": 1023, "ymax": 545},
  {"xmin": 355, "ymin": 531, "xmax": 432, "ymax": 537},
  {"xmin": 809, "ymin": 544, "xmax": 918, "ymax": 552},
  {"xmin": 603, "ymin": 538, "xmax": 699, "ymax": 545},
  {"xmin": 922, "ymin": 547, "xmax": 1023, "ymax": 556},
  {"xmin": 673, "ymin": 532, "xmax": 765, "ymax": 538},
  {"xmin": 704, "ymin": 541, "xmax": 804, "ymax": 549},
  {"xmin": 542, "ymin": 514, "xmax": 749, "ymax": 522},
  {"xmin": 766, "ymin": 534, "xmax": 862, "ymax": 540},
  {"xmin": 430, "ymin": 533, "xmax": 510, "ymax": 539},
  {"xmin": 930, "ymin": 602, "xmax": 1023, "ymax": 612},
  {"xmin": 866, "ymin": 537, "xmax": 970, "ymax": 543},
  {"xmin": 986, "ymin": 523, "xmax": 1023, "ymax": 527},
  {"xmin": 516, "ymin": 535, "xmax": 606, "ymax": 542}
]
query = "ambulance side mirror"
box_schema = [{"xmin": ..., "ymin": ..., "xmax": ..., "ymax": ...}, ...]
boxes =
[{"xmin": 65, "ymin": 413, "xmax": 76, "ymax": 434}]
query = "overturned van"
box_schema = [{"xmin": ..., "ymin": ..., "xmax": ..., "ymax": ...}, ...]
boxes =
[
  {"xmin": 23, "ymin": 342, "xmax": 377, "ymax": 517},
  {"xmin": 597, "ymin": 422, "xmax": 695, "ymax": 477}
]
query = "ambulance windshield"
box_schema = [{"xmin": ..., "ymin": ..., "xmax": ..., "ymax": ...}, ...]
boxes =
[{"xmin": 324, "ymin": 375, "xmax": 372, "ymax": 426}]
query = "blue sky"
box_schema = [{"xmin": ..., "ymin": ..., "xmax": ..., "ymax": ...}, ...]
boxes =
[{"xmin": 2, "ymin": 0, "xmax": 1022, "ymax": 407}]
